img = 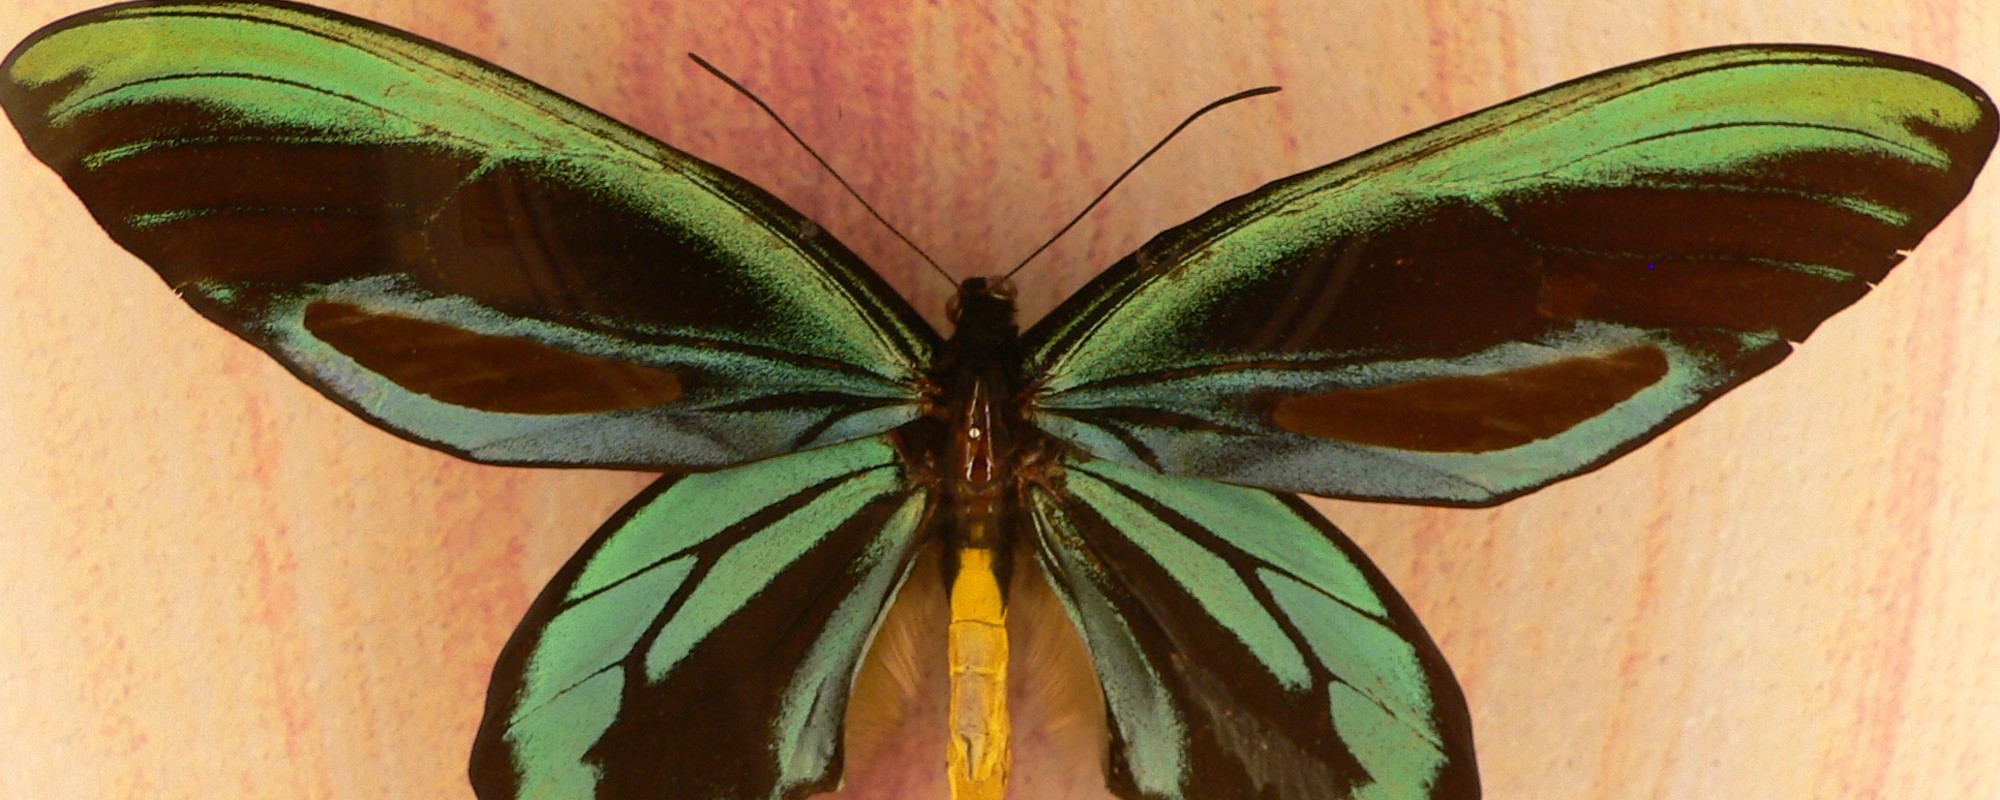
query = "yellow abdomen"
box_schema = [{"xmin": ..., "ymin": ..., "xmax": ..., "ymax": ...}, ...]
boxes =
[{"xmin": 947, "ymin": 546, "xmax": 1009, "ymax": 800}]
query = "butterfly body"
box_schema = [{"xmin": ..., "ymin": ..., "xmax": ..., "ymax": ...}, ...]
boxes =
[
  {"xmin": 4, "ymin": 2, "xmax": 1992, "ymax": 799},
  {"xmin": 922, "ymin": 276, "xmax": 1036, "ymax": 800}
]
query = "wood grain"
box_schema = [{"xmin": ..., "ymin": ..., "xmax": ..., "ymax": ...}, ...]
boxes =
[{"xmin": 2, "ymin": 1, "xmax": 1996, "ymax": 798}]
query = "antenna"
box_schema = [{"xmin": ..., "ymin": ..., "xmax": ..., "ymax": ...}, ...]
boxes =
[
  {"xmin": 1002, "ymin": 85, "xmax": 1281, "ymax": 281},
  {"xmin": 688, "ymin": 54, "xmax": 956, "ymax": 287}
]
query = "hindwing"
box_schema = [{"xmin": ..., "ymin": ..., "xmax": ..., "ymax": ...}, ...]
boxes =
[
  {"xmin": 472, "ymin": 435, "xmax": 929, "ymax": 800},
  {"xmin": 1028, "ymin": 456, "xmax": 1476, "ymax": 800}
]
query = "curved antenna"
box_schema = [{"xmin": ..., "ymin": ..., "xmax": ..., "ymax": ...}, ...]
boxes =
[
  {"xmin": 1002, "ymin": 85, "xmax": 1281, "ymax": 281},
  {"xmin": 689, "ymin": 54, "xmax": 956, "ymax": 287}
]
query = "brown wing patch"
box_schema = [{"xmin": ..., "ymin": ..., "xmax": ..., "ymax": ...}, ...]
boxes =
[
  {"xmin": 1272, "ymin": 344, "xmax": 1670, "ymax": 452},
  {"xmin": 303, "ymin": 301, "xmax": 683, "ymax": 414},
  {"xmin": 1535, "ymin": 254, "xmax": 1872, "ymax": 342}
]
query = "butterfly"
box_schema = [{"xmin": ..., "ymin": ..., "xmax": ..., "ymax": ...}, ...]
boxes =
[{"xmin": 4, "ymin": 1, "xmax": 1994, "ymax": 799}]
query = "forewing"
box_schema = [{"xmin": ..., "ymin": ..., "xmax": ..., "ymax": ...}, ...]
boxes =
[
  {"xmin": 1, "ymin": 1, "xmax": 936, "ymax": 469},
  {"xmin": 1028, "ymin": 456, "xmax": 1477, "ymax": 800},
  {"xmin": 1026, "ymin": 46, "xmax": 1996, "ymax": 505},
  {"xmin": 471, "ymin": 435, "xmax": 929, "ymax": 800}
]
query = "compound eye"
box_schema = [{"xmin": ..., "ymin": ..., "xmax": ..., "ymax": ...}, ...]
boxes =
[
  {"xmin": 987, "ymin": 278, "xmax": 1017, "ymax": 301},
  {"xmin": 945, "ymin": 292, "xmax": 963, "ymax": 322}
]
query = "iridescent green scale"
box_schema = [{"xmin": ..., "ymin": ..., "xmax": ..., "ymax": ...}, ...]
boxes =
[{"xmin": 4, "ymin": 2, "xmax": 1992, "ymax": 799}]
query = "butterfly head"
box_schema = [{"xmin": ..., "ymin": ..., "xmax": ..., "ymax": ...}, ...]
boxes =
[{"xmin": 946, "ymin": 277, "xmax": 1018, "ymax": 329}]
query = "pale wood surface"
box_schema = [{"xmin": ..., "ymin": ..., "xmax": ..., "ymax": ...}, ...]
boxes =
[{"xmin": 3, "ymin": 1, "xmax": 1997, "ymax": 798}]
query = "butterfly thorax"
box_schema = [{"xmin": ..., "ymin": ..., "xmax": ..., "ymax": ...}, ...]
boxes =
[
  {"xmin": 933, "ymin": 278, "xmax": 1027, "ymax": 546},
  {"xmin": 926, "ymin": 276, "xmax": 1034, "ymax": 800}
]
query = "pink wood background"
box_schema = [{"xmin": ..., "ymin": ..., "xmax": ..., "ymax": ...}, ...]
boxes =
[{"xmin": 3, "ymin": 1, "xmax": 1998, "ymax": 798}]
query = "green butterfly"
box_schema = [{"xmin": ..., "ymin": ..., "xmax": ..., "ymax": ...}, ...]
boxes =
[{"xmin": 4, "ymin": 2, "xmax": 1993, "ymax": 799}]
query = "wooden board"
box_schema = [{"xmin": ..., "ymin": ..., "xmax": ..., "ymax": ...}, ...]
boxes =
[{"xmin": 1, "ymin": 1, "xmax": 1995, "ymax": 798}]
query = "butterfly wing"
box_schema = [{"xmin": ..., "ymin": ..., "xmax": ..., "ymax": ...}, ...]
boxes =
[
  {"xmin": 1025, "ymin": 46, "xmax": 1995, "ymax": 505},
  {"xmin": 1028, "ymin": 455, "xmax": 1476, "ymax": 800},
  {"xmin": 471, "ymin": 434, "xmax": 929, "ymax": 800},
  {"xmin": 1, "ymin": 1, "xmax": 936, "ymax": 470}
]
